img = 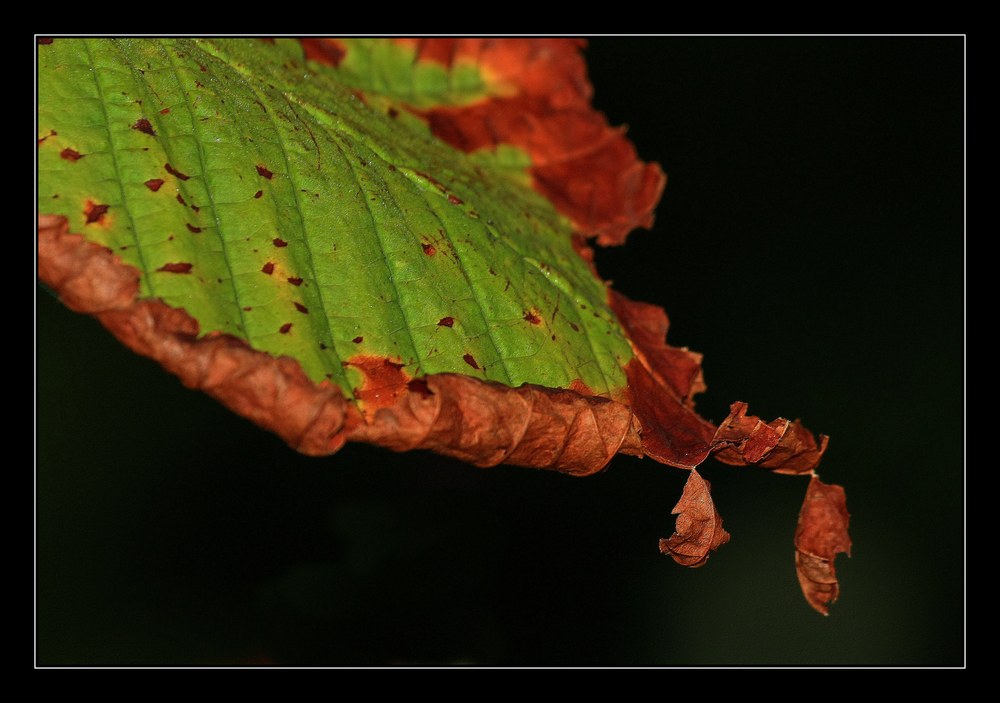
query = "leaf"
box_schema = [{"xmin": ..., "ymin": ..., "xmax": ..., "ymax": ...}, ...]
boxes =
[
  {"xmin": 659, "ymin": 469, "xmax": 730, "ymax": 568},
  {"xmin": 794, "ymin": 477, "xmax": 852, "ymax": 615},
  {"xmin": 37, "ymin": 37, "xmax": 850, "ymax": 612}
]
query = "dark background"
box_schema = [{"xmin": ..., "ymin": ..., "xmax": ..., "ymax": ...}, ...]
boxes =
[{"xmin": 37, "ymin": 37, "xmax": 964, "ymax": 666}]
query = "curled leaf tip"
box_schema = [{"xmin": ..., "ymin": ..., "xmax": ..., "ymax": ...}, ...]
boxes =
[
  {"xmin": 659, "ymin": 468, "xmax": 730, "ymax": 568},
  {"xmin": 794, "ymin": 475, "xmax": 851, "ymax": 615}
]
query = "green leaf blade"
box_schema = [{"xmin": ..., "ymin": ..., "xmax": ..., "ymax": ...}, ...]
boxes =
[{"xmin": 39, "ymin": 37, "xmax": 633, "ymax": 401}]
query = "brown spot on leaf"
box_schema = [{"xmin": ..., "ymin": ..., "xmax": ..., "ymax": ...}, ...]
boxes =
[
  {"xmin": 422, "ymin": 243, "xmax": 436, "ymax": 256},
  {"xmin": 659, "ymin": 469, "xmax": 730, "ymax": 568},
  {"xmin": 352, "ymin": 336, "xmax": 363, "ymax": 344},
  {"xmin": 186, "ymin": 224, "xmax": 202, "ymax": 233},
  {"xmin": 294, "ymin": 302, "xmax": 309, "ymax": 314},
  {"xmin": 256, "ymin": 164, "xmax": 274, "ymax": 179},
  {"xmin": 287, "ymin": 276, "xmax": 303, "ymax": 286},
  {"xmin": 254, "ymin": 190, "xmax": 263, "ymax": 199},
  {"xmin": 157, "ymin": 262, "xmax": 193, "ymax": 274},
  {"xmin": 261, "ymin": 262, "xmax": 275, "ymax": 275},
  {"xmin": 570, "ymin": 322, "xmax": 579, "ymax": 332},
  {"xmin": 243, "ymin": 306, "xmax": 253, "ymax": 311},
  {"xmin": 523, "ymin": 310, "xmax": 541, "ymax": 325},
  {"xmin": 437, "ymin": 316, "xmax": 454, "ymax": 328},
  {"xmin": 38, "ymin": 37, "xmax": 53, "ymax": 45},
  {"xmin": 448, "ymin": 194, "xmax": 464, "ymax": 205},
  {"xmin": 38, "ymin": 129, "xmax": 57, "ymax": 145},
  {"xmin": 60, "ymin": 148, "xmax": 83, "ymax": 161},
  {"xmin": 794, "ymin": 476, "xmax": 851, "ymax": 615},
  {"xmin": 279, "ymin": 323, "xmax": 293, "ymax": 334},
  {"xmin": 407, "ymin": 378, "xmax": 433, "ymax": 397},
  {"xmin": 160, "ymin": 107, "xmax": 170, "ymax": 114},
  {"xmin": 273, "ymin": 238, "xmax": 288, "ymax": 248},
  {"xmin": 176, "ymin": 194, "xmax": 187, "ymax": 206},
  {"xmin": 463, "ymin": 353, "xmax": 480, "ymax": 370},
  {"xmin": 388, "ymin": 107, "xmax": 399, "ymax": 119},
  {"xmin": 83, "ymin": 201, "xmax": 110, "ymax": 225},
  {"xmin": 165, "ymin": 163, "xmax": 190, "ymax": 180},
  {"xmin": 132, "ymin": 118, "xmax": 156, "ymax": 136},
  {"xmin": 145, "ymin": 178, "xmax": 164, "ymax": 191}
]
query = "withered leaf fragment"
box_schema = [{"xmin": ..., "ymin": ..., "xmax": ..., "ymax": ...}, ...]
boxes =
[
  {"xmin": 794, "ymin": 476, "xmax": 851, "ymax": 615},
  {"xmin": 659, "ymin": 468, "xmax": 730, "ymax": 567}
]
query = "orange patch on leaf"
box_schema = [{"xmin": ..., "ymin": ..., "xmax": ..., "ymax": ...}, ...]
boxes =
[{"xmin": 347, "ymin": 355, "xmax": 411, "ymax": 409}]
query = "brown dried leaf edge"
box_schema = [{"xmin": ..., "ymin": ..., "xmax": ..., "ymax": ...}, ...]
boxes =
[{"xmin": 38, "ymin": 214, "xmax": 850, "ymax": 613}]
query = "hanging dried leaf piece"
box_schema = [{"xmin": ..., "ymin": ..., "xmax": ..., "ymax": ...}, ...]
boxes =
[
  {"xmin": 659, "ymin": 469, "xmax": 730, "ymax": 567},
  {"xmin": 794, "ymin": 476, "xmax": 852, "ymax": 615}
]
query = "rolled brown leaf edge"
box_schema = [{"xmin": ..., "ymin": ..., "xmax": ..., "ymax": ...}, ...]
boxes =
[{"xmin": 38, "ymin": 214, "xmax": 850, "ymax": 614}]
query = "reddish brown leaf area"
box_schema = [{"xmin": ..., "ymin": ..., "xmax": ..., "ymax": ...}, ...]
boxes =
[
  {"xmin": 156, "ymin": 262, "xmax": 193, "ymax": 274},
  {"xmin": 463, "ymin": 353, "xmax": 480, "ymax": 370},
  {"xmin": 347, "ymin": 355, "xmax": 412, "ymax": 410},
  {"xmin": 659, "ymin": 469, "xmax": 730, "ymax": 567},
  {"xmin": 794, "ymin": 476, "xmax": 851, "ymax": 615},
  {"xmin": 186, "ymin": 224, "xmax": 202, "ymax": 233},
  {"xmin": 447, "ymin": 194, "xmax": 464, "ymax": 205},
  {"xmin": 279, "ymin": 323, "xmax": 293, "ymax": 334},
  {"xmin": 256, "ymin": 164, "xmax": 274, "ymax": 179},
  {"xmin": 352, "ymin": 336, "xmax": 363, "ymax": 344},
  {"xmin": 132, "ymin": 118, "xmax": 156, "ymax": 136},
  {"xmin": 300, "ymin": 38, "xmax": 347, "ymax": 67},
  {"xmin": 287, "ymin": 277, "xmax": 303, "ymax": 286},
  {"xmin": 422, "ymin": 243, "xmax": 436, "ymax": 256},
  {"xmin": 144, "ymin": 178, "xmax": 165, "ymax": 191},
  {"xmin": 38, "ymin": 37, "xmax": 53, "ymax": 45},
  {"xmin": 164, "ymin": 163, "xmax": 190, "ymax": 180},
  {"xmin": 713, "ymin": 402, "xmax": 828, "ymax": 474},
  {"xmin": 39, "ymin": 215, "xmax": 642, "ymax": 473},
  {"xmin": 294, "ymin": 302, "xmax": 309, "ymax": 314},
  {"xmin": 60, "ymin": 148, "xmax": 83, "ymax": 161},
  {"xmin": 610, "ymin": 290, "xmax": 715, "ymax": 468},
  {"xmin": 254, "ymin": 190, "xmax": 264, "ymax": 199},
  {"xmin": 437, "ymin": 316, "xmax": 454, "ymax": 328},
  {"xmin": 83, "ymin": 200, "xmax": 110, "ymax": 225},
  {"xmin": 408, "ymin": 39, "xmax": 663, "ymax": 246},
  {"xmin": 261, "ymin": 262, "xmax": 274, "ymax": 275},
  {"xmin": 273, "ymin": 238, "xmax": 288, "ymax": 248},
  {"xmin": 523, "ymin": 310, "xmax": 541, "ymax": 325}
]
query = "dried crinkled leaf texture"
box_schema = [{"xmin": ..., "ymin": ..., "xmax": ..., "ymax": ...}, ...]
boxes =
[
  {"xmin": 659, "ymin": 469, "xmax": 730, "ymax": 568},
  {"xmin": 794, "ymin": 476, "xmax": 852, "ymax": 615},
  {"xmin": 39, "ymin": 215, "xmax": 642, "ymax": 473},
  {"xmin": 713, "ymin": 402, "xmax": 829, "ymax": 474},
  {"xmin": 38, "ymin": 38, "xmax": 850, "ymax": 614}
]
